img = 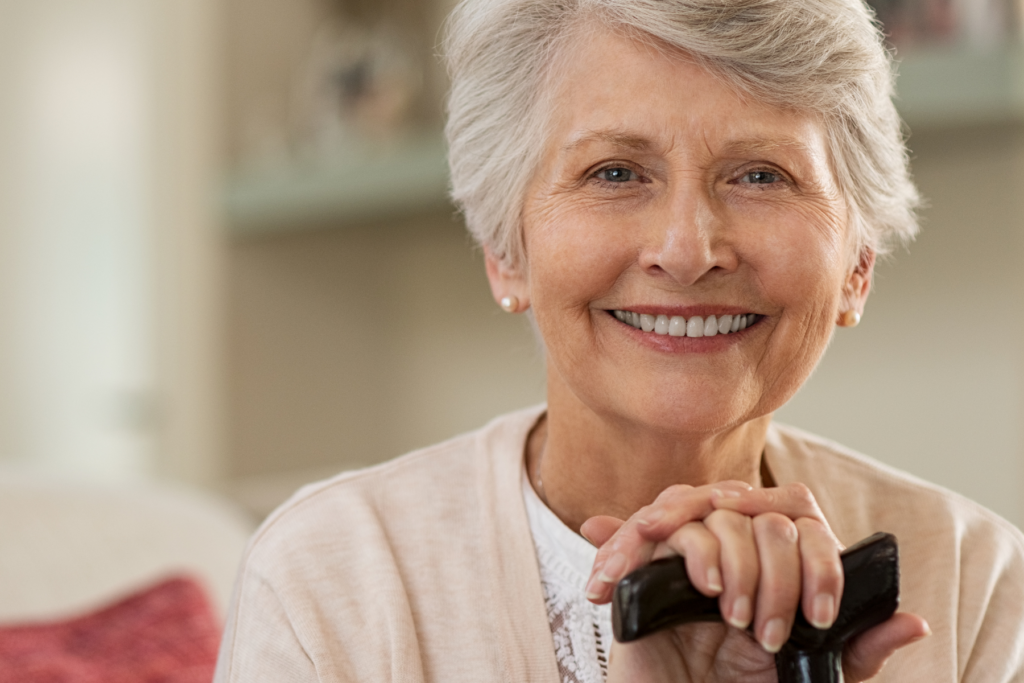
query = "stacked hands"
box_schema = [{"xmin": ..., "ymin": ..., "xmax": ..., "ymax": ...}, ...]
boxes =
[{"xmin": 578, "ymin": 482, "xmax": 931, "ymax": 682}]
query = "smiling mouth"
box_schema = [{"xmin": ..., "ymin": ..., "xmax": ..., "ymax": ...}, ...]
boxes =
[{"xmin": 611, "ymin": 310, "xmax": 761, "ymax": 337}]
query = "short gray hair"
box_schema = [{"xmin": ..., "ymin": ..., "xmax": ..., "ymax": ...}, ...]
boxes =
[{"xmin": 443, "ymin": 0, "xmax": 920, "ymax": 268}]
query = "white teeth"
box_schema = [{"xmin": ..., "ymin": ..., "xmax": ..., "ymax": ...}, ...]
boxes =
[{"xmin": 613, "ymin": 310, "xmax": 757, "ymax": 336}]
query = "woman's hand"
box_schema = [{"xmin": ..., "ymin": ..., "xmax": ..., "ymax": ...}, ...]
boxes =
[{"xmin": 580, "ymin": 483, "xmax": 930, "ymax": 682}]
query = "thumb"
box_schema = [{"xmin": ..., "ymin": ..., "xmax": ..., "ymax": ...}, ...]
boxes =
[{"xmin": 843, "ymin": 612, "xmax": 931, "ymax": 681}]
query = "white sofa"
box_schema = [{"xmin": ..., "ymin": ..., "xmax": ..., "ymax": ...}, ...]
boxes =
[{"xmin": 0, "ymin": 471, "xmax": 255, "ymax": 623}]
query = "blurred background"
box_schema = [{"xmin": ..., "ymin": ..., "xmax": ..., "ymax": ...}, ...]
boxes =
[{"xmin": 0, "ymin": 0, "xmax": 1021, "ymax": 531}]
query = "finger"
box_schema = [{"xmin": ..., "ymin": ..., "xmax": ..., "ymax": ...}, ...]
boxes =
[
  {"xmin": 664, "ymin": 522, "xmax": 724, "ymax": 596},
  {"xmin": 704, "ymin": 509, "xmax": 759, "ymax": 631},
  {"xmin": 796, "ymin": 517, "xmax": 843, "ymax": 629},
  {"xmin": 712, "ymin": 483, "xmax": 836, "ymax": 540},
  {"xmin": 751, "ymin": 512, "xmax": 802, "ymax": 653},
  {"xmin": 586, "ymin": 484, "xmax": 744, "ymax": 604},
  {"xmin": 843, "ymin": 613, "xmax": 931, "ymax": 682},
  {"xmin": 580, "ymin": 515, "xmax": 626, "ymax": 547},
  {"xmin": 585, "ymin": 518, "xmax": 657, "ymax": 603},
  {"xmin": 635, "ymin": 481, "xmax": 753, "ymax": 541}
]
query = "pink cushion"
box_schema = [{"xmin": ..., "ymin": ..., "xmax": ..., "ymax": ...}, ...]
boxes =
[{"xmin": 0, "ymin": 575, "xmax": 221, "ymax": 683}]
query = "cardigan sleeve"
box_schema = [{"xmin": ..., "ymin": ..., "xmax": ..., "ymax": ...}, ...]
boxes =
[
  {"xmin": 214, "ymin": 570, "xmax": 321, "ymax": 683},
  {"xmin": 957, "ymin": 516, "xmax": 1024, "ymax": 682}
]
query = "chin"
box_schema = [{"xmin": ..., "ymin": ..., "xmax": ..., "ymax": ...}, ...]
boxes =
[{"xmin": 614, "ymin": 393, "xmax": 764, "ymax": 439}]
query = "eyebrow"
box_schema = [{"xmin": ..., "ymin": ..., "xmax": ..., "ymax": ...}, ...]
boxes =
[
  {"xmin": 561, "ymin": 129, "xmax": 654, "ymax": 153},
  {"xmin": 716, "ymin": 136, "xmax": 817, "ymax": 159},
  {"xmin": 561, "ymin": 128, "xmax": 818, "ymax": 160}
]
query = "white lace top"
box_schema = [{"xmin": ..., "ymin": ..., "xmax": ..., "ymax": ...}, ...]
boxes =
[{"xmin": 522, "ymin": 472, "xmax": 613, "ymax": 683}]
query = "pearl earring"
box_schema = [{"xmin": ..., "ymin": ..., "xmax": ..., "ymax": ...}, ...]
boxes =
[
  {"xmin": 839, "ymin": 310, "xmax": 861, "ymax": 327},
  {"xmin": 500, "ymin": 296, "xmax": 519, "ymax": 313}
]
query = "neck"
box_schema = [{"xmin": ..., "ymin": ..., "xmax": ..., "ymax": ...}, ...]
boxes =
[{"xmin": 528, "ymin": 374, "xmax": 771, "ymax": 533}]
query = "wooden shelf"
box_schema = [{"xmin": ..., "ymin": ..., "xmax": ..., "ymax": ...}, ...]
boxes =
[
  {"xmin": 225, "ymin": 133, "xmax": 450, "ymax": 235},
  {"xmin": 896, "ymin": 44, "xmax": 1024, "ymax": 129}
]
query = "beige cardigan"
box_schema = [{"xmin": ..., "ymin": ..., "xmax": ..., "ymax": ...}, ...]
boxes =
[{"xmin": 215, "ymin": 406, "xmax": 1024, "ymax": 682}]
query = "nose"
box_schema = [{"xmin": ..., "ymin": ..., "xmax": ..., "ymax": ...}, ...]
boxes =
[{"xmin": 637, "ymin": 181, "xmax": 737, "ymax": 286}]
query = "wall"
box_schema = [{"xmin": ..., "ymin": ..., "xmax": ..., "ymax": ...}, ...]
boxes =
[
  {"xmin": 225, "ymin": 212, "xmax": 546, "ymax": 511},
  {"xmin": 778, "ymin": 123, "xmax": 1024, "ymax": 528}
]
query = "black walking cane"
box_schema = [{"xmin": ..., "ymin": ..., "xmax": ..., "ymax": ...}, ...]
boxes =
[{"xmin": 612, "ymin": 532, "xmax": 900, "ymax": 683}]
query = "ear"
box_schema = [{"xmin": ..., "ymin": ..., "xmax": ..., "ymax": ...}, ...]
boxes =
[
  {"xmin": 838, "ymin": 248, "xmax": 875, "ymax": 325},
  {"xmin": 484, "ymin": 247, "xmax": 530, "ymax": 311}
]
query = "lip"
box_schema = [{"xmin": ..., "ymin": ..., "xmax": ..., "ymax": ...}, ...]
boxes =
[{"xmin": 603, "ymin": 309, "xmax": 761, "ymax": 354}]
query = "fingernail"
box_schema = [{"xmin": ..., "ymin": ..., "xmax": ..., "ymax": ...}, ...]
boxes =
[
  {"xmin": 597, "ymin": 553, "xmax": 627, "ymax": 583},
  {"xmin": 713, "ymin": 488, "xmax": 742, "ymax": 499},
  {"xmin": 585, "ymin": 575, "xmax": 603, "ymax": 600},
  {"xmin": 637, "ymin": 508, "xmax": 664, "ymax": 526},
  {"xmin": 706, "ymin": 566, "xmax": 723, "ymax": 593},
  {"xmin": 761, "ymin": 618, "xmax": 788, "ymax": 653},
  {"xmin": 727, "ymin": 595, "xmax": 752, "ymax": 629},
  {"xmin": 811, "ymin": 593, "xmax": 836, "ymax": 629}
]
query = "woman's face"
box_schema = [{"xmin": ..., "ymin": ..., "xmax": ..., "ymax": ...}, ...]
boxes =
[{"xmin": 488, "ymin": 26, "xmax": 871, "ymax": 436}]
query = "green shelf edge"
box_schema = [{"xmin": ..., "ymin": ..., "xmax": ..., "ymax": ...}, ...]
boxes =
[
  {"xmin": 225, "ymin": 134, "xmax": 451, "ymax": 235},
  {"xmin": 896, "ymin": 44, "xmax": 1024, "ymax": 129}
]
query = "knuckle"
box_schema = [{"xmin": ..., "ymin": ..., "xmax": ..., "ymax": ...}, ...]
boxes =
[
  {"xmin": 651, "ymin": 541, "xmax": 677, "ymax": 561},
  {"xmin": 755, "ymin": 512, "xmax": 798, "ymax": 543},
  {"xmin": 795, "ymin": 517, "xmax": 841, "ymax": 548},
  {"xmin": 657, "ymin": 484, "xmax": 692, "ymax": 503},
  {"xmin": 794, "ymin": 516, "xmax": 822, "ymax": 533},
  {"xmin": 707, "ymin": 508, "xmax": 752, "ymax": 533},
  {"xmin": 671, "ymin": 522, "xmax": 713, "ymax": 550},
  {"xmin": 807, "ymin": 557, "xmax": 843, "ymax": 584},
  {"xmin": 636, "ymin": 504, "xmax": 657, "ymax": 519},
  {"xmin": 763, "ymin": 570, "xmax": 797, "ymax": 598},
  {"xmin": 787, "ymin": 482, "xmax": 816, "ymax": 508}
]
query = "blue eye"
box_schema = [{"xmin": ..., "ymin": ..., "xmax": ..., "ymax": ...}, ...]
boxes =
[
  {"xmin": 742, "ymin": 170, "xmax": 782, "ymax": 184},
  {"xmin": 597, "ymin": 167, "xmax": 637, "ymax": 183}
]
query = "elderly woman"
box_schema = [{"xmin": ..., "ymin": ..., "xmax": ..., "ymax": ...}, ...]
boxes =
[{"xmin": 215, "ymin": 0, "xmax": 1024, "ymax": 681}]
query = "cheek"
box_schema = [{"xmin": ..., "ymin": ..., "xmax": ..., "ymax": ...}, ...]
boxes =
[
  {"xmin": 524, "ymin": 201, "xmax": 636, "ymax": 310},
  {"xmin": 740, "ymin": 200, "xmax": 849, "ymax": 310}
]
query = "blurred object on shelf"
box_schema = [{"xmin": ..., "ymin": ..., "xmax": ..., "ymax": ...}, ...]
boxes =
[
  {"xmin": 238, "ymin": 19, "xmax": 423, "ymax": 174},
  {"xmin": 867, "ymin": 0, "xmax": 1019, "ymax": 50}
]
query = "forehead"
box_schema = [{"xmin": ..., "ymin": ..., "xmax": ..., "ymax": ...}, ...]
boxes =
[{"xmin": 542, "ymin": 25, "xmax": 832, "ymax": 168}]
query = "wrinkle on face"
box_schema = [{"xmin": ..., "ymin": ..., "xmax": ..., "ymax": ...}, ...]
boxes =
[{"xmin": 515, "ymin": 24, "xmax": 862, "ymax": 437}]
